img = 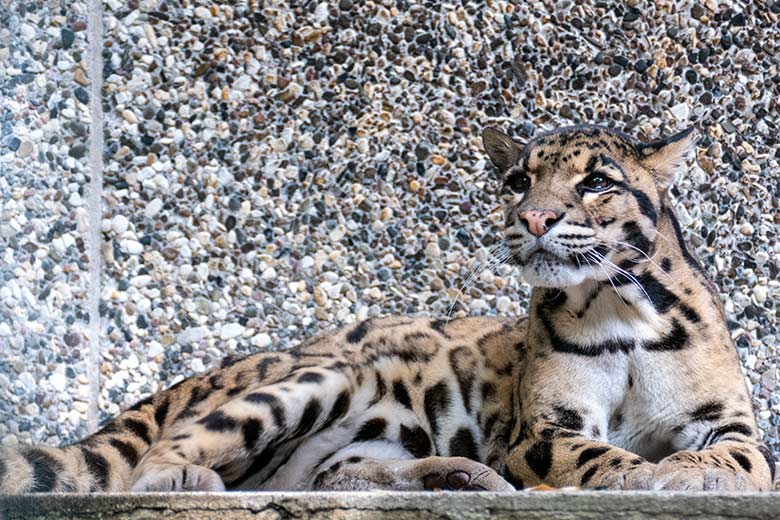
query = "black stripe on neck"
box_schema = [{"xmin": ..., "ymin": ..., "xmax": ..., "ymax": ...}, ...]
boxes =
[
  {"xmin": 664, "ymin": 206, "xmax": 709, "ymax": 279},
  {"xmin": 536, "ymin": 292, "xmax": 634, "ymax": 356}
]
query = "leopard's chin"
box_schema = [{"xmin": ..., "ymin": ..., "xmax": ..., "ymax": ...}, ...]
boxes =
[{"xmin": 515, "ymin": 251, "xmax": 590, "ymax": 288}]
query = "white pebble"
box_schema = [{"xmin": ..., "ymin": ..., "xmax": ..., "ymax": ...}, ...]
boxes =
[
  {"xmin": 753, "ymin": 286, "xmax": 767, "ymax": 304},
  {"xmin": 19, "ymin": 372, "xmax": 36, "ymax": 391},
  {"xmin": 194, "ymin": 6, "xmax": 211, "ymax": 19},
  {"xmin": 470, "ymin": 299, "xmax": 489, "ymax": 312},
  {"xmin": 145, "ymin": 199, "xmax": 163, "ymax": 218},
  {"xmin": 130, "ymin": 274, "xmax": 152, "ymax": 287},
  {"xmin": 121, "ymin": 109, "xmax": 138, "ymax": 124},
  {"xmin": 233, "ymin": 75, "xmax": 253, "ymax": 91},
  {"xmin": 112, "ymin": 214, "xmax": 129, "ymax": 234},
  {"xmin": 148, "ymin": 341, "xmax": 164, "ymax": 358},
  {"xmin": 669, "ymin": 103, "xmax": 690, "ymax": 120},
  {"xmin": 126, "ymin": 353, "xmax": 140, "ymax": 370},
  {"xmin": 49, "ymin": 373, "xmax": 67, "ymax": 392},
  {"xmin": 121, "ymin": 239, "xmax": 144, "ymax": 254},
  {"xmin": 220, "ymin": 323, "xmax": 245, "ymax": 340},
  {"xmin": 496, "ymin": 296, "xmax": 512, "ymax": 313},
  {"xmin": 252, "ymin": 333, "xmax": 272, "ymax": 348},
  {"xmin": 329, "ymin": 226, "xmax": 345, "ymax": 242},
  {"xmin": 2, "ymin": 434, "xmax": 19, "ymax": 447},
  {"xmin": 68, "ymin": 192, "xmax": 83, "ymax": 207},
  {"xmin": 177, "ymin": 327, "xmax": 207, "ymax": 345},
  {"xmin": 425, "ymin": 241, "xmax": 441, "ymax": 258}
]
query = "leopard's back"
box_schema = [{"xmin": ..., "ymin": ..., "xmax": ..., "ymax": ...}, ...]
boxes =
[{"xmin": 0, "ymin": 315, "xmax": 527, "ymax": 492}]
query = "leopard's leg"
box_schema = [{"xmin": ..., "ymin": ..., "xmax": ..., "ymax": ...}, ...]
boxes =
[
  {"xmin": 131, "ymin": 364, "xmax": 357, "ymax": 491},
  {"xmin": 308, "ymin": 440, "xmax": 514, "ymax": 492},
  {"xmin": 653, "ymin": 441, "xmax": 774, "ymax": 491},
  {"xmin": 653, "ymin": 408, "xmax": 775, "ymax": 491},
  {"xmin": 131, "ymin": 464, "xmax": 226, "ymax": 492},
  {"xmin": 505, "ymin": 399, "xmax": 775, "ymax": 491},
  {"xmin": 505, "ymin": 422, "xmax": 655, "ymax": 490},
  {"xmin": 505, "ymin": 355, "xmax": 656, "ymax": 490}
]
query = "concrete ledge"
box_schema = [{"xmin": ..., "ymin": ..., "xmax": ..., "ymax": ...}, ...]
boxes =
[{"xmin": 2, "ymin": 491, "xmax": 780, "ymax": 520}]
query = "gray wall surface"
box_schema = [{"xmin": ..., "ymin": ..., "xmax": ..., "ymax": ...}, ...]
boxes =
[
  {"xmin": 4, "ymin": 491, "xmax": 780, "ymax": 520},
  {"xmin": 1, "ymin": 0, "xmax": 778, "ymax": 466}
]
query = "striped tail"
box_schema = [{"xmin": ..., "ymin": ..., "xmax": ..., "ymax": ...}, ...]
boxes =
[{"xmin": 0, "ymin": 390, "xmax": 170, "ymax": 493}]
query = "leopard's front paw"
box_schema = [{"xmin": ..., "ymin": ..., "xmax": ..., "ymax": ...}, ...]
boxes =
[
  {"xmin": 653, "ymin": 452, "xmax": 754, "ymax": 491},
  {"xmin": 598, "ymin": 462, "xmax": 655, "ymax": 490},
  {"xmin": 416, "ymin": 457, "xmax": 515, "ymax": 492},
  {"xmin": 131, "ymin": 464, "xmax": 226, "ymax": 492}
]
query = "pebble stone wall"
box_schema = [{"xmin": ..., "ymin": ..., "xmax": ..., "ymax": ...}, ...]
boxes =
[{"xmin": 1, "ymin": 0, "xmax": 779, "ymax": 468}]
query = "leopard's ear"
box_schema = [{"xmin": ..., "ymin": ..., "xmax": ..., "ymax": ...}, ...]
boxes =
[
  {"xmin": 482, "ymin": 127, "xmax": 523, "ymax": 174},
  {"xmin": 637, "ymin": 127, "xmax": 696, "ymax": 190}
]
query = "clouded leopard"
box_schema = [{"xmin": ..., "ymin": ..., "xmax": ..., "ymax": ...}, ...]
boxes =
[{"xmin": 0, "ymin": 125, "xmax": 773, "ymax": 493}]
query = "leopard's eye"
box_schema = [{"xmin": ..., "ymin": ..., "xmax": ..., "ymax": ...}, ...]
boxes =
[
  {"xmin": 579, "ymin": 172, "xmax": 614, "ymax": 193},
  {"xmin": 504, "ymin": 172, "xmax": 531, "ymax": 194}
]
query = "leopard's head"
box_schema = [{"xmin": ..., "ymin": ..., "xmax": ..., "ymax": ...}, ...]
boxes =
[{"xmin": 482, "ymin": 125, "xmax": 695, "ymax": 287}]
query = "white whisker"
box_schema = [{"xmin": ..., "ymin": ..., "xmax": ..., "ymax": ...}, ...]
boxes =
[
  {"xmin": 444, "ymin": 243, "xmax": 512, "ymax": 329},
  {"xmin": 590, "ymin": 249, "xmax": 652, "ymax": 304},
  {"xmin": 584, "ymin": 251, "xmax": 631, "ymax": 309},
  {"xmin": 654, "ymin": 228, "xmax": 675, "ymax": 247},
  {"xmin": 600, "ymin": 240, "xmax": 672, "ymax": 281}
]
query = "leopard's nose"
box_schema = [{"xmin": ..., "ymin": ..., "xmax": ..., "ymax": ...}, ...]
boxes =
[{"xmin": 519, "ymin": 210, "xmax": 563, "ymax": 237}]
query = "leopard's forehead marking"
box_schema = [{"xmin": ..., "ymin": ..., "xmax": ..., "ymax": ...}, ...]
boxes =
[{"xmin": 521, "ymin": 127, "xmax": 637, "ymax": 176}]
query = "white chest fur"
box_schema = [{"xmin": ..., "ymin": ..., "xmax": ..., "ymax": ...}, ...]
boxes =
[
  {"xmin": 549, "ymin": 284, "xmax": 692, "ymax": 460},
  {"xmin": 558, "ymin": 283, "xmax": 669, "ymax": 346}
]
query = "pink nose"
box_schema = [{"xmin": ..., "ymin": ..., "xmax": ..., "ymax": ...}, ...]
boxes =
[{"xmin": 519, "ymin": 210, "xmax": 561, "ymax": 237}]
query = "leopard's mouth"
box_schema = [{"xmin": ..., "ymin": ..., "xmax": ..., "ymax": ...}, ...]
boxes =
[
  {"xmin": 509, "ymin": 246, "xmax": 576, "ymax": 268},
  {"xmin": 506, "ymin": 245, "xmax": 590, "ymax": 287}
]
